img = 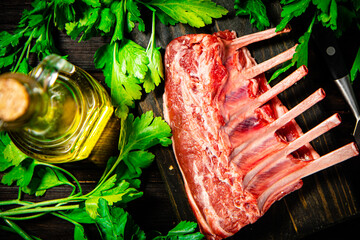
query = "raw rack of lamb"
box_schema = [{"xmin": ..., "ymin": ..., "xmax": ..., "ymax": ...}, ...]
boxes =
[{"xmin": 163, "ymin": 27, "xmax": 359, "ymax": 240}]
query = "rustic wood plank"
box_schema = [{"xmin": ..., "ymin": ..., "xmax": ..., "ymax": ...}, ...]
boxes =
[
  {"xmin": 1, "ymin": 0, "xmax": 360, "ymax": 239},
  {"xmin": 136, "ymin": 0, "xmax": 360, "ymax": 239}
]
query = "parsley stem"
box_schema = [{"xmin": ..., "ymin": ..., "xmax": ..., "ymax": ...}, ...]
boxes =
[
  {"xmin": 4, "ymin": 213, "xmax": 46, "ymax": 221},
  {"xmin": 99, "ymin": 115, "xmax": 126, "ymax": 181},
  {"xmin": 13, "ymin": 28, "xmax": 34, "ymax": 73},
  {"xmin": 0, "ymin": 199, "xmax": 31, "ymax": 207},
  {"xmin": 52, "ymin": 212, "xmax": 84, "ymax": 228},
  {"xmin": 4, "ymin": 195, "xmax": 85, "ymax": 213},
  {"xmin": 89, "ymin": 152, "xmax": 126, "ymax": 197},
  {"xmin": 3, "ymin": 219, "xmax": 33, "ymax": 240},
  {"xmin": 0, "ymin": 205, "xmax": 79, "ymax": 217},
  {"xmin": 36, "ymin": 162, "xmax": 83, "ymax": 195},
  {"xmin": 17, "ymin": 188, "xmax": 22, "ymax": 201},
  {"xmin": 139, "ymin": 1, "xmax": 156, "ymax": 12},
  {"xmin": 146, "ymin": 11, "xmax": 156, "ymax": 52}
]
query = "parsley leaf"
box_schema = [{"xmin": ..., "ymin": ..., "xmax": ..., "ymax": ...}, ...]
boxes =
[
  {"xmin": 313, "ymin": 0, "xmax": 338, "ymax": 30},
  {"xmin": 52, "ymin": 0, "xmax": 76, "ymax": 30},
  {"xmin": 0, "ymin": 133, "xmax": 78, "ymax": 195},
  {"xmin": 110, "ymin": 1, "xmax": 126, "ymax": 43},
  {"xmin": 0, "ymin": 135, "xmax": 35, "ymax": 188},
  {"xmin": 74, "ymin": 224, "xmax": 88, "ymax": 240},
  {"xmin": 152, "ymin": 221, "xmax": 204, "ymax": 240},
  {"xmin": 99, "ymin": 111, "xmax": 172, "ymax": 196},
  {"xmin": 126, "ymin": 0, "xmax": 146, "ymax": 33},
  {"xmin": 64, "ymin": 0, "xmax": 147, "ymax": 43},
  {"xmin": 85, "ymin": 177, "xmax": 142, "ymax": 219},
  {"xmin": 1, "ymin": 159, "xmax": 36, "ymax": 188},
  {"xmin": 276, "ymin": 0, "xmax": 311, "ymax": 31},
  {"xmin": 121, "ymin": 111, "xmax": 172, "ymax": 152},
  {"xmin": 144, "ymin": 45, "xmax": 163, "ymax": 93},
  {"xmin": 146, "ymin": 0, "xmax": 228, "ymax": 28},
  {"xmin": 123, "ymin": 150, "xmax": 154, "ymax": 176},
  {"xmin": 292, "ymin": 16, "xmax": 315, "ymax": 68},
  {"xmin": 22, "ymin": 167, "xmax": 75, "ymax": 196},
  {"xmin": 336, "ymin": 4, "xmax": 356, "ymax": 37},
  {"xmin": 0, "ymin": 0, "xmax": 63, "ymax": 73},
  {"xmin": 94, "ymin": 40, "xmax": 148, "ymax": 118},
  {"xmin": 82, "ymin": 111, "xmax": 171, "ymax": 223},
  {"xmin": 144, "ymin": 12, "xmax": 164, "ymax": 93},
  {"xmin": 234, "ymin": 0, "xmax": 270, "ymax": 30},
  {"xmin": 269, "ymin": 15, "xmax": 315, "ymax": 81},
  {"xmin": 94, "ymin": 198, "xmax": 146, "ymax": 240},
  {"xmin": 167, "ymin": 221, "xmax": 201, "ymax": 236},
  {"xmin": 350, "ymin": 48, "xmax": 360, "ymax": 83},
  {"xmin": 269, "ymin": 60, "xmax": 295, "ymax": 82},
  {"xmin": 65, "ymin": 7, "xmax": 100, "ymax": 41},
  {"xmin": 94, "ymin": 8, "xmax": 167, "ymax": 118},
  {"xmin": 119, "ymin": 40, "xmax": 149, "ymax": 80},
  {"xmin": 1, "ymin": 136, "xmax": 28, "ymax": 169},
  {"xmin": 98, "ymin": 8, "xmax": 116, "ymax": 34},
  {"xmin": 60, "ymin": 208, "xmax": 95, "ymax": 224}
]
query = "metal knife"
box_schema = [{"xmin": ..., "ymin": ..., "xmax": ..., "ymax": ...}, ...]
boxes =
[{"xmin": 312, "ymin": 24, "xmax": 360, "ymax": 147}]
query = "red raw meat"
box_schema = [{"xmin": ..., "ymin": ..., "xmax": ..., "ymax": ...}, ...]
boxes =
[{"xmin": 163, "ymin": 28, "xmax": 359, "ymax": 240}]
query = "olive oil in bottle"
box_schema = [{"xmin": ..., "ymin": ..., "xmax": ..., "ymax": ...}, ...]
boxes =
[{"xmin": 0, "ymin": 55, "xmax": 114, "ymax": 163}]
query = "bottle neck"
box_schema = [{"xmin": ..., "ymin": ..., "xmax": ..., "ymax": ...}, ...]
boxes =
[{"xmin": 0, "ymin": 73, "xmax": 48, "ymax": 131}]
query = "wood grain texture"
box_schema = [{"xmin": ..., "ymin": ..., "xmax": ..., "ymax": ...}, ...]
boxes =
[{"xmin": 1, "ymin": 0, "xmax": 360, "ymax": 239}]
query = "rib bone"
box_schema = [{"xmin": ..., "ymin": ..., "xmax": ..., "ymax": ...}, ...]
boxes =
[
  {"xmin": 227, "ymin": 26, "xmax": 291, "ymax": 51},
  {"xmin": 222, "ymin": 46, "xmax": 299, "ymax": 123},
  {"xmin": 163, "ymin": 26, "xmax": 359, "ymax": 240},
  {"xmin": 242, "ymin": 45, "xmax": 297, "ymax": 80},
  {"xmin": 244, "ymin": 113, "xmax": 342, "ymax": 189},
  {"xmin": 231, "ymin": 88, "xmax": 326, "ymax": 167},
  {"xmin": 226, "ymin": 65, "xmax": 309, "ymax": 134},
  {"xmin": 257, "ymin": 142, "xmax": 359, "ymax": 212}
]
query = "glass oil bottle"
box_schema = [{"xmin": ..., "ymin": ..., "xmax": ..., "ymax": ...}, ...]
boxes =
[{"xmin": 0, "ymin": 55, "xmax": 114, "ymax": 163}]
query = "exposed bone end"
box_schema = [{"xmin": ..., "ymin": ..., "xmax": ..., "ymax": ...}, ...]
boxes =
[
  {"xmin": 278, "ymin": 24, "xmax": 292, "ymax": 34},
  {"xmin": 242, "ymin": 45, "xmax": 299, "ymax": 80},
  {"xmin": 301, "ymin": 64, "xmax": 308, "ymax": 74},
  {"xmin": 244, "ymin": 113, "xmax": 343, "ymax": 195},
  {"xmin": 256, "ymin": 64, "xmax": 308, "ymax": 106},
  {"xmin": 228, "ymin": 26, "xmax": 292, "ymax": 51},
  {"xmin": 241, "ymin": 90, "xmax": 329, "ymax": 188},
  {"xmin": 259, "ymin": 179, "xmax": 302, "ymax": 214},
  {"xmin": 258, "ymin": 142, "xmax": 359, "ymax": 212}
]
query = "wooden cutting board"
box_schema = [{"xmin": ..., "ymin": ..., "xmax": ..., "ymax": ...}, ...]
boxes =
[
  {"xmin": 1, "ymin": 0, "xmax": 359, "ymax": 239},
  {"xmin": 136, "ymin": 1, "xmax": 360, "ymax": 239}
]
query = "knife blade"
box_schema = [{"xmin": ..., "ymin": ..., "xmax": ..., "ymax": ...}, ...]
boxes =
[{"xmin": 312, "ymin": 24, "xmax": 360, "ymax": 147}]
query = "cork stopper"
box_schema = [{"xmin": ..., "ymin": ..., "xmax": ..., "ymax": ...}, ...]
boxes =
[{"xmin": 0, "ymin": 77, "xmax": 30, "ymax": 122}]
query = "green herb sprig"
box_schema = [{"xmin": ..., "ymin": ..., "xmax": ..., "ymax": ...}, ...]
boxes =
[
  {"xmin": 235, "ymin": 0, "xmax": 360, "ymax": 83},
  {"xmin": 0, "ymin": 0, "xmax": 229, "ymax": 239},
  {"xmin": 0, "ymin": 0, "xmax": 228, "ymax": 119},
  {"xmin": 0, "ymin": 0, "xmax": 63, "ymax": 73},
  {"xmin": 0, "ymin": 112, "xmax": 198, "ymax": 240}
]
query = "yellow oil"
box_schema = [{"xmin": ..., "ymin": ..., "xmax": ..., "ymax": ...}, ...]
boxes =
[{"xmin": 10, "ymin": 66, "xmax": 114, "ymax": 163}]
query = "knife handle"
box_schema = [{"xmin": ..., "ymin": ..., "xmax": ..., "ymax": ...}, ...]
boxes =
[
  {"xmin": 312, "ymin": 24, "xmax": 348, "ymax": 80},
  {"xmin": 335, "ymin": 76, "xmax": 360, "ymax": 119}
]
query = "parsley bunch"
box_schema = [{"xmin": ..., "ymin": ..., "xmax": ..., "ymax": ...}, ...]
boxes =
[
  {"xmin": 89, "ymin": 0, "xmax": 228, "ymax": 118},
  {"xmin": 0, "ymin": 0, "xmax": 63, "ymax": 73},
  {"xmin": 234, "ymin": 0, "xmax": 270, "ymax": 31},
  {"xmin": 0, "ymin": 0, "xmax": 229, "ymax": 239},
  {"xmin": 235, "ymin": 0, "xmax": 360, "ymax": 83},
  {"xmin": 0, "ymin": 112, "xmax": 200, "ymax": 240},
  {"xmin": 0, "ymin": 0, "xmax": 228, "ymax": 119}
]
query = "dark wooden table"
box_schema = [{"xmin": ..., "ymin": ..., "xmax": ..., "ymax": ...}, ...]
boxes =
[{"xmin": 1, "ymin": 1, "xmax": 360, "ymax": 239}]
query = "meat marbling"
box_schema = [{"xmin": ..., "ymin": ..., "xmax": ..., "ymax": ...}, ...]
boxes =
[{"xmin": 163, "ymin": 28, "xmax": 359, "ymax": 240}]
